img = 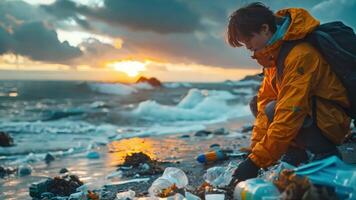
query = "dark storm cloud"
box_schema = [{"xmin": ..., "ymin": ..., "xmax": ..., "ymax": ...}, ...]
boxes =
[
  {"xmin": 13, "ymin": 22, "xmax": 82, "ymax": 62},
  {"xmin": 41, "ymin": 0, "xmax": 93, "ymax": 30},
  {"xmin": 43, "ymin": 0, "xmax": 203, "ymax": 34},
  {"xmin": 0, "ymin": 26, "xmax": 15, "ymax": 54},
  {"xmin": 2, "ymin": 0, "xmax": 356, "ymax": 70},
  {"xmin": 0, "ymin": 1, "xmax": 82, "ymax": 63}
]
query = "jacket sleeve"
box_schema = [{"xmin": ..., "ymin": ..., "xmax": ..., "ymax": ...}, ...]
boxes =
[
  {"xmin": 250, "ymin": 68, "xmax": 277, "ymax": 149},
  {"xmin": 249, "ymin": 48, "xmax": 319, "ymax": 168}
]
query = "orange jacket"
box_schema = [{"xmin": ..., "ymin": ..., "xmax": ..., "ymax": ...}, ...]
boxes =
[{"xmin": 249, "ymin": 8, "xmax": 351, "ymax": 168}]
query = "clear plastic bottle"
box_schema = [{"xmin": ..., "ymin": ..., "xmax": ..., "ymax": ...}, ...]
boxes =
[
  {"xmin": 233, "ymin": 178, "xmax": 280, "ymax": 200},
  {"xmin": 148, "ymin": 167, "xmax": 188, "ymax": 197}
]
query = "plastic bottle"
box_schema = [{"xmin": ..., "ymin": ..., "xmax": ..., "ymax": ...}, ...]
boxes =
[
  {"xmin": 196, "ymin": 149, "xmax": 226, "ymax": 164},
  {"xmin": 148, "ymin": 167, "xmax": 188, "ymax": 197},
  {"xmin": 204, "ymin": 162, "xmax": 238, "ymax": 187},
  {"xmin": 233, "ymin": 178, "xmax": 280, "ymax": 200}
]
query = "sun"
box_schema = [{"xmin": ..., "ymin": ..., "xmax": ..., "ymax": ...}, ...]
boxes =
[{"xmin": 108, "ymin": 60, "xmax": 146, "ymax": 77}]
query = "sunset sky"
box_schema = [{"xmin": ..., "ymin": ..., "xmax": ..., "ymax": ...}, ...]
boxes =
[{"xmin": 0, "ymin": 0, "xmax": 355, "ymax": 82}]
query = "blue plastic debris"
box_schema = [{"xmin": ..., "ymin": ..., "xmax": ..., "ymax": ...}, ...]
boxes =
[
  {"xmin": 86, "ymin": 151, "xmax": 100, "ymax": 159},
  {"xmin": 295, "ymin": 156, "xmax": 356, "ymax": 199}
]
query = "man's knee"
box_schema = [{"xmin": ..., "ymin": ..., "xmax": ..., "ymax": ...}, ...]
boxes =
[{"xmin": 264, "ymin": 100, "xmax": 276, "ymax": 123}]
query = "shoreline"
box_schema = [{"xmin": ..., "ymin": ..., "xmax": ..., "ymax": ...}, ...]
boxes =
[{"xmin": 0, "ymin": 115, "xmax": 254, "ymax": 199}]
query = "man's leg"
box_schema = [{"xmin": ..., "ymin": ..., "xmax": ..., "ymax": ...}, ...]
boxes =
[{"xmin": 264, "ymin": 100, "xmax": 341, "ymax": 166}]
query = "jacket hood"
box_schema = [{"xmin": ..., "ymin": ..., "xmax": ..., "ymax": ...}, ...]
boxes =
[{"xmin": 253, "ymin": 8, "xmax": 320, "ymax": 68}]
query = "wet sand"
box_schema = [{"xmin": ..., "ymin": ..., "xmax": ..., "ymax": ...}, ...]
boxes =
[{"xmin": 0, "ymin": 115, "xmax": 253, "ymax": 199}]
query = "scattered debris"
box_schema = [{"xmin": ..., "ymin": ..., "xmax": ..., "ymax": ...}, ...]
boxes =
[
  {"xmin": 87, "ymin": 151, "xmax": 100, "ymax": 159},
  {"xmin": 148, "ymin": 167, "xmax": 188, "ymax": 198},
  {"xmin": 0, "ymin": 166, "xmax": 17, "ymax": 178},
  {"xmin": 29, "ymin": 174, "xmax": 84, "ymax": 198},
  {"xmin": 117, "ymin": 152, "xmax": 165, "ymax": 177}
]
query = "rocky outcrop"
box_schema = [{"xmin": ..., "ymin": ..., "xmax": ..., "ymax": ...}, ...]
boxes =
[{"xmin": 136, "ymin": 76, "xmax": 162, "ymax": 87}]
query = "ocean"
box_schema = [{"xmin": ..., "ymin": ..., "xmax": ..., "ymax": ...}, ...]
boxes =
[{"xmin": 0, "ymin": 79, "xmax": 260, "ymax": 199}]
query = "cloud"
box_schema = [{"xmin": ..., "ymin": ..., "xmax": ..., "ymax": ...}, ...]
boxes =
[
  {"xmin": 12, "ymin": 21, "xmax": 82, "ymax": 62},
  {"xmin": 0, "ymin": 1, "xmax": 82, "ymax": 63},
  {"xmin": 43, "ymin": 0, "xmax": 204, "ymax": 34},
  {"xmin": 0, "ymin": 27, "xmax": 14, "ymax": 54}
]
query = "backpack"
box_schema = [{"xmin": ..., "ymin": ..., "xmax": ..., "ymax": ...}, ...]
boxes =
[{"xmin": 276, "ymin": 21, "xmax": 356, "ymax": 122}]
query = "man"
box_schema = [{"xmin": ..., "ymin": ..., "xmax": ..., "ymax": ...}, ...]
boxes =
[{"xmin": 227, "ymin": 3, "xmax": 351, "ymax": 183}]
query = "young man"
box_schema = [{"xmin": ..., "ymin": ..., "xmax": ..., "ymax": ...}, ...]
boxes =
[{"xmin": 227, "ymin": 3, "xmax": 351, "ymax": 183}]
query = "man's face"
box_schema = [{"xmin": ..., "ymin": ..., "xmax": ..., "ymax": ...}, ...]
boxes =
[
  {"xmin": 237, "ymin": 24, "xmax": 272, "ymax": 52},
  {"xmin": 237, "ymin": 32, "xmax": 270, "ymax": 52}
]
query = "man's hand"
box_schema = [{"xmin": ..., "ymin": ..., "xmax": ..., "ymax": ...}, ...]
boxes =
[{"xmin": 230, "ymin": 158, "xmax": 260, "ymax": 187}]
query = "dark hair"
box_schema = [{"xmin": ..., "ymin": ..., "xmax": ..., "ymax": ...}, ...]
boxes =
[{"xmin": 227, "ymin": 2, "xmax": 276, "ymax": 47}]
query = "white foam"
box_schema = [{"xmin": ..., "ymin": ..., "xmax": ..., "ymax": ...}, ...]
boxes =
[
  {"xmin": 132, "ymin": 82, "xmax": 154, "ymax": 90},
  {"xmin": 0, "ymin": 121, "xmax": 117, "ymax": 156},
  {"xmin": 88, "ymin": 83, "xmax": 137, "ymax": 95},
  {"xmin": 164, "ymin": 82, "xmax": 193, "ymax": 88},
  {"xmin": 225, "ymin": 79, "xmax": 261, "ymax": 87},
  {"xmin": 131, "ymin": 89, "xmax": 250, "ymax": 122}
]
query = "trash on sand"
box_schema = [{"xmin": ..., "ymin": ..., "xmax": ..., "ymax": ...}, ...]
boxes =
[
  {"xmin": 104, "ymin": 177, "xmax": 150, "ymax": 190},
  {"xmin": 185, "ymin": 191, "xmax": 201, "ymax": 200},
  {"xmin": 197, "ymin": 149, "xmax": 247, "ymax": 164},
  {"xmin": 273, "ymin": 169, "xmax": 339, "ymax": 200},
  {"xmin": 149, "ymin": 167, "xmax": 188, "ymax": 197},
  {"xmin": 118, "ymin": 152, "xmax": 164, "ymax": 176},
  {"xmin": 205, "ymin": 193, "xmax": 225, "ymax": 200},
  {"xmin": 106, "ymin": 170, "xmax": 123, "ymax": 179},
  {"xmin": 29, "ymin": 174, "xmax": 84, "ymax": 198},
  {"xmin": 204, "ymin": 162, "xmax": 238, "ymax": 187},
  {"xmin": 0, "ymin": 166, "xmax": 17, "ymax": 178},
  {"xmin": 116, "ymin": 190, "xmax": 136, "ymax": 200},
  {"xmin": 234, "ymin": 178, "xmax": 280, "ymax": 200},
  {"xmin": 294, "ymin": 156, "xmax": 356, "ymax": 199},
  {"xmin": 86, "ymin": 151, "xmax": 100, "ymax": 159},
  {"xmin": 196, "ymin": 149, "xmax": 226, "ymax": 164},
  {"xmin": 68, "ymin": 191, "xmax": 86, "ymax": 200}
]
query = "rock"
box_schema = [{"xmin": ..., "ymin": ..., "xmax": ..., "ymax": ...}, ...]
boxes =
[
  {"xmin": 194, "ymin": 130, "xmax": 212, "ymax": 137},
  {"xmin": 212, "ymin": 128, "xmax": 228, "ymax": 135},
  {"xmin": 0, "ymin": 166, "xmax": 17, "ymax": 178},
  {"xmin": 18, "ymin": 165, "xmax": 32, "ymax": 177},
  {"xmin": 136, "ymin": 76, "xmax": 162, "ymax": 87},
  {"xmin": 180, "ymin": 134, "xmax": 190, "ymax": 138},
  {"xmin": 209, "ymin": 144, "xmax": 221, "ymax": 149},
  {"xmin": 0, "ymin": 131, "xmax": 14, "ymax": 147},
  {"xmin": 59, "ymin": 168, "xmax": 69, "ymax": 174},
  {"xmin": 241, "ymin": 125, "xmax": 254, "ymax": 133},
  {"xmin": 44, "ymin": 153, "xmax": 55, "ymax": 164}
]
